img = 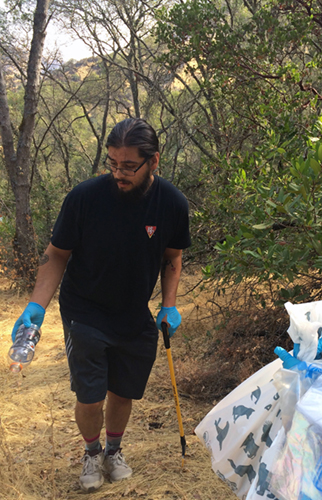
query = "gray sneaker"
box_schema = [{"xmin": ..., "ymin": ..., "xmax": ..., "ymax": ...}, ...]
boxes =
[
  {"xmin": 79, "ymin": 449, "xmax": 104, "ymax": 493},
  {"xmin": 103, "ymin": 449, "xmax": 133, "ymax": 482}
]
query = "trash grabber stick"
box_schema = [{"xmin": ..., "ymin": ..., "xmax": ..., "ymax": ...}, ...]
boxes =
[{"xmin": 161, "ymin": 321, "xmax": 186, "ymax": 467}]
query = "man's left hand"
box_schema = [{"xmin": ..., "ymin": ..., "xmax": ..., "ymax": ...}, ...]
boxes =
[{"xmin": 156, "ymin": 306, "xmax": 181, "ymax": 337}]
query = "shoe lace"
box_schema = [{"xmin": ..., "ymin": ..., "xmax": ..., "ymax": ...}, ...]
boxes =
[
  {"xmin": 81, "ymin": 453, "xmax": 102, "ymax": 475},
  {"xmin": 110, "ymin": 449, "xmax": 129, "ymax": 468}
]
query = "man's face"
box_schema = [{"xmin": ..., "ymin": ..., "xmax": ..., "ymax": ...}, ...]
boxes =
[{"xmin": 107, "ymin": 146, "xmax": 159, "ymax": 198}]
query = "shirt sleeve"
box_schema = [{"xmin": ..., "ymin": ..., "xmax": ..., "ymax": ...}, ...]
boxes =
[{"xmin": 167, "ymin": 194, "xmax": 191, "ymax": 250}]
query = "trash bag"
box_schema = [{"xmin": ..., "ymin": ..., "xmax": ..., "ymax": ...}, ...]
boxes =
[
  {"xmin": 194, "ymin": 358, "xmax": 284, "ymax": 500},
  {"xmin": 195, "ymin": 299, "xmax": 322, "ymax": 500},
  {"xmin": 267, "ymin": 364, "xmax": 322, "ymax": 500}
]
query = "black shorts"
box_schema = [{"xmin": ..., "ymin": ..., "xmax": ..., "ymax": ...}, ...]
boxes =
[{"xmin": 62, "ymin": 317, "xmax": 158, "ymax": 404}]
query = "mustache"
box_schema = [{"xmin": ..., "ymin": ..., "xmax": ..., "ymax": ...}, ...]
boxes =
[
  {"xmin": 117, "ymin": 179, "xmax": 132, "ymax": 184},
  {"xmin": 110, "ymin": 173, "xmax": 151, "ymax": 202}
]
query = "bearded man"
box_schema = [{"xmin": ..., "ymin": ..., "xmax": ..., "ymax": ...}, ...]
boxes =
[{"xmin": 11, "ymin": 118, "xmax": 191, "ymax": 493}]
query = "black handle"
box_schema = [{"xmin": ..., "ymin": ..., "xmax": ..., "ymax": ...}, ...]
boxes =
[{"xmin": 161, "ymin": 322, "xmax": 170, "ymax": 349}]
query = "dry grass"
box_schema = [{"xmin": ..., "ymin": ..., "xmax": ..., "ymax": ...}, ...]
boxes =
[
  {"xmin": 0, "ymin": 273, "xmax": 239, "ymax": 500},
  {"xmin": 0, "ymin": 268, "xmax": 296, "ymax": 499}
]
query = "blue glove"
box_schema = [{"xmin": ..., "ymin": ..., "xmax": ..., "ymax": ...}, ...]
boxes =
[
  {"xmin": 317, "ymin": 329, "xmax": 322, "ymax": 359},
  {"xmin": 274, "ymin": 346, "xmax": 302, "ymax": 369},
  {"xmin": 156, "ymin": 306, "xmax": 181, "ymax": 338},
  {"xmin": 275, "ymin": 347, "xmax": 322, "ymax": 380},
  {"xmin": 11, "ymin": 302, "xmax": 45, "ymax": 341}
]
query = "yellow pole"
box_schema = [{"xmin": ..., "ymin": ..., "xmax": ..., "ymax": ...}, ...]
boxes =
[{"xmin": 161, "ymin": 322, "xmax": 186, "ymax": 467}]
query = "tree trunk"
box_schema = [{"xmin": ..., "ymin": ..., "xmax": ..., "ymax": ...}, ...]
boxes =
[
  {"xmin": 0, "ymin": 0, "xmax": 50, "ymax": 286},
  {"xmin": 127, "ymin": 33, "xmax": 141, "ymax": 118},
  {"xmin": 92, "ymin": 61, "xmax": 110, "ymax": 175}
]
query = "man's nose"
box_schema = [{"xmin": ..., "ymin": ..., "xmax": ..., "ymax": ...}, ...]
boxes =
[{"xmin": 113, "ymin": 167, "xmax": 126, "ymax": 179}]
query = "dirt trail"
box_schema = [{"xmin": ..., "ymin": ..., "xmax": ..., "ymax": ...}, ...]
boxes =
[{"xmin": 0, "ymin": 273, "xmax": 237, "ymax": 500}]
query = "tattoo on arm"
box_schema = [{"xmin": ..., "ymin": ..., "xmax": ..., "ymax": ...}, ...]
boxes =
[
  {"xmin": 161, "ymin": 259, "xmax": 176, "ymax": 278},
  {"xmin": 39, "ymin": 254, "xmax": 49, "ymax": 266}
]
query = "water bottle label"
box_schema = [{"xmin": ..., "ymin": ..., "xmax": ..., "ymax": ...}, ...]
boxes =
[{"xmin": 8, "ymin": 324, "xmax": 41, "ymax": 372}]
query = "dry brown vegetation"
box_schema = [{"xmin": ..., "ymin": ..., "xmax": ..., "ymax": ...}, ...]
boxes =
[{"xmin": 0, "ymin": 268, "xmax": 292, "ymax": 500}]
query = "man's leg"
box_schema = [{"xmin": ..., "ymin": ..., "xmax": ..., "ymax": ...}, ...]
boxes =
[
  {"xmin": 62, "ymin": 319, "xmax": 111, "ymax": 492},
  {"xmin": 105, "ymin": 391, "xmax": 132, "ymax": 433},
  {"xmin": 76, "ymin": 399, "xmax": 105, "ymax": 443},
  {"xmin": 104, "ymin": 391, "xmax": 133, "ymax": 482},
  {"xmin": 75, "ymin": 399, "xmax": 106, "ymax": 492}
]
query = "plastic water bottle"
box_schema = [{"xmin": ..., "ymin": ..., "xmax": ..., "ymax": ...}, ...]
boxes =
[{"xmin": 8, "ymin": 324, "xmax": 41, "ymax": 373}]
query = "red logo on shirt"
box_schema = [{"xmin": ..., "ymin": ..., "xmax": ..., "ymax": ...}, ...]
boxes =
[{"xmin": 145, "ymin": 226, "xmax": 157, "ymax": 238}]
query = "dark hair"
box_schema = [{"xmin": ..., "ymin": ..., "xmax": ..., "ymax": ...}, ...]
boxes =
[{"xmin": 106, "ymin": 118, "xmax": 159, "ymax": 158}]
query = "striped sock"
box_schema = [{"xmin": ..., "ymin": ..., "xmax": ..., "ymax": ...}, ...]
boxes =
[
  {"xmin": 105, "ymin": 430, "xmax": 124, "ymax": 456},
  {"xmin": 84, "ymin": 433, "xmax": 101, "ymax": 453}
]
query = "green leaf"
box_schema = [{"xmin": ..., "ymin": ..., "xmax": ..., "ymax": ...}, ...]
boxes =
[
  {"xmin": 290, "ymin": 167, "xmax": 300, "ymax": 178},
  {"xmin": 243, "ymin": 250, "xmax": 260, "ymax": 258},
  {"xmin": 288, "ymin": 182, "xmax": 300, "ymax": 192},
  {"xmin": 310, "ymin": 158, "xmax": 321, "ymax": 175},
  {"xmin": 252, "ymin": 223, "xmax": 271, "ymax": 230},
  {"xmin": 280, "ymin": 288, "xmax": 290, "ymax": 298},
  {"xmin": 276, "ymin": 205, "xmax": 288, "ymax": 213},
  {"xmin": 226, "ymin": 235, "xmax": 238, "ymax": 244},
  {"xmin": 286, "ymin": 270, "xmax": 294, "ymax": 282},
  {"xmin": 318, "ymin": 144, "xmax": 322, "ymax": 162},
  {"xmin": 300, "ymin": 185, "xmax": 307, "ymax": 200}
]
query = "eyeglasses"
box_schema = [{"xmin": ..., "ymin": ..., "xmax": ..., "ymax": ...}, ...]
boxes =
[{"xmin": 103, "ymin": 155, "xmax": 151, "ymax": 177}]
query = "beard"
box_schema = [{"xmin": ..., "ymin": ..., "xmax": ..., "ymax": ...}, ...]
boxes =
[{"xmin": 111, "ymin": 169, "xmax": 153, "ymax": 202}]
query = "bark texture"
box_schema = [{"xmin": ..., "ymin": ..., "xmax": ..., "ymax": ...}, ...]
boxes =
[{"xmin": 0, "ymin": 0, "xmax": 50, "ymax": 285}]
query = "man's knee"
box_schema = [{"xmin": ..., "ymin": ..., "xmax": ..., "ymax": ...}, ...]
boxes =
[
  {"xmin": 107, "ymin": 391, "xmax": 132, "ymax": 406},
  {"xmin": 76, "ymin": 399, "xmax": 105, "ymax": 416}
]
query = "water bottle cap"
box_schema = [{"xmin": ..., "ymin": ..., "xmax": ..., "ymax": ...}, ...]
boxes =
[{"xmin": 9, "ymin": 362, "xmax": 22, "ymax": 373}]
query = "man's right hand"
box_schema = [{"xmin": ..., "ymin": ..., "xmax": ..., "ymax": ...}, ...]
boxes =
[{"xmin": 11, "ymin": 302, "xmax": 45, "ymax": 341}]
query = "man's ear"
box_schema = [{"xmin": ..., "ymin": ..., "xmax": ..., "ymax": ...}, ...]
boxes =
[{"xmin": 150, "ymin": 152, "xmax": 160, "ymax": 172}]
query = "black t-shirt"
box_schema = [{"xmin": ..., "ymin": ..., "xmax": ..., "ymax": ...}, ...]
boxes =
[{"xmin": 51, "ymin": 174, "xmax": 191, "ymax": 337}]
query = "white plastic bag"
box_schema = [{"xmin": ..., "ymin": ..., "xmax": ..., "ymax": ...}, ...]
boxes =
[
  {"xmin": 195, "ymin": 358, "xmax": 283, "ymax": 500},
  {"xmin": 246, "ymin": 363, "xmax": 322, "ymax": 500},
  {"xmin": 285, "ymin": 300, "xmax": 322, "ymax": 362},
  {"xmin": 268, "ymin": 373, "xmax": 322, "ymax": 500},
  {"xmin": 195, "ymin": 299, "xmax": 322, "ymax": 500}
]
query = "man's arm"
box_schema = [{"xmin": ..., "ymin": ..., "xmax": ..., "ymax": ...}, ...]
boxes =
[
  {"xmin": 30, "ymin": 242, "xmax": 72, "ymax": 309},
  {"xmin": 160, "ymin": 248, "xmax": 183, "ymax": 307}
]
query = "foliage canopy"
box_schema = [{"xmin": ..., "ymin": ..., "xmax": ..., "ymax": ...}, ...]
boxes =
[{"xmin": 0, "ymin": 0, "xmax": 322, "ymax": 303}]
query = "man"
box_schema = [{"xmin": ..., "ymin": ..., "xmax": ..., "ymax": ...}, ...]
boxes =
[{"xmin": 11, "ymin": 118, "xmax": 191, "ymax": 493}]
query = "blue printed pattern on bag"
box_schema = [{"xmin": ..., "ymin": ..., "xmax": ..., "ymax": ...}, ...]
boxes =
[
  {"xmin": 250, "ymin": 386, "xmax": 261, "ymax": 404},
  {"xmin": 241, "ymin": 433, "xmax": 259, "ymax": 459},
  {"xmin": 233, "ymin": 405, "xmax": 255, "ymax": 423},
  {"xmin": 256, "ymin": 463, "xmax": 279, "ymax": 499},
  {"xmin": 214, "ymin": 418, "xmax": 229, "ymax": 451}
]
